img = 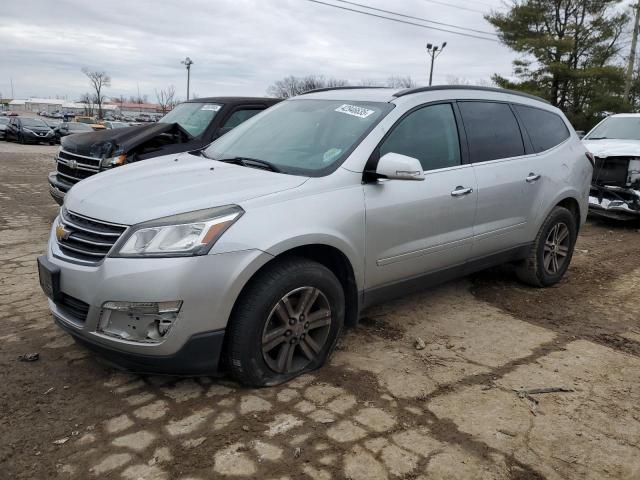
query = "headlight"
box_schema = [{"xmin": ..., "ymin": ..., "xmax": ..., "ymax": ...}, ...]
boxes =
[
  {"xmin": 111, "ymin": 205, "xmax": 243, "ymax": 258},
  {"xmin": 101, "ymin": 154, "xmax": 126, "ymax": 168}
]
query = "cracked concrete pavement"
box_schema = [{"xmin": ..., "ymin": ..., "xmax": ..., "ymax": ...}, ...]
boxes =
[{"xmin": 1, "ymin": 141, "xmax": 639, "ymax": 479}]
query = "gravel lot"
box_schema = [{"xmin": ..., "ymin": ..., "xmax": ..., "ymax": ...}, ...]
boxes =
[{"xmin": 1, "ymin": 141, "xmax": 639, "ymax": 480}]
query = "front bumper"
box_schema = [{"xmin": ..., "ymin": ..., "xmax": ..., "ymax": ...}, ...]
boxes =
[
  {"xmin": 589, "ymin": 186, "xmax": 640, "ymax": 220},
  {"xmin": 48, "ymin": 172, "xmax": 73, "ymax": 205},
  {"xmin": 55, "ymin": 316, "xmax": 226, "ymax": 375},
  {"xmin": 43, "ymin": 221, "xmax": 273, "ymax": 373},
  {"xmin": 23, "ymin": 131, "xmax": 54, "ymax": 143}
]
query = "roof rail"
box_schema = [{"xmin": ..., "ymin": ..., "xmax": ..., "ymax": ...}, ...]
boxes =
[
  {"xmin": 300, "ymin": 86, "xmax": 390, "ymax": 95},
  {"xmin": 393, "ymin": 85, "xmax": 550, "ymax": 104}
]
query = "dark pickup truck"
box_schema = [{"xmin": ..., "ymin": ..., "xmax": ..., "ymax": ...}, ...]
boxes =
[{"xmin": 48, "ymin": 96, "xmax": 280, "ymax": 204}]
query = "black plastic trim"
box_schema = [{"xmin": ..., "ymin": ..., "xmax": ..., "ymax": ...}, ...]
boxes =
[
  {"xmin": 54, "ymin": 317, "xmax": 226, "ymax": 375},
  {"xmin": 393, "ymin": 85, "xmax": 550, "ymax": 104},
  {"xmin": 300, "ymin": 86, "xmax": 390, "ymax": 95}
]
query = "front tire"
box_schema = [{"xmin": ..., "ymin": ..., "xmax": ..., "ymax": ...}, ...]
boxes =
[
  {"xmin": 226, "ymin": 257, "xmax": 345, "ymax": 387},
  {"xmin": 516, "ymin": 206, "xmax": 577, "ymax": 287}
]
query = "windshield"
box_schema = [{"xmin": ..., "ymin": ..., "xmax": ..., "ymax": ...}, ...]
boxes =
[
  {"xmin": 22, "ymin": 118, "xmax": 48, "ymax": 127},
  {"xmin": 159, "ymin": 102, "xmax": 222, "ymax": 137},
  {"xmin": 204, "ymin": 99, "xmax": 392, "ymax": 176},
  {"xmin": 586, "ymin": 116, "xmax": 640, "ymax": 141}
]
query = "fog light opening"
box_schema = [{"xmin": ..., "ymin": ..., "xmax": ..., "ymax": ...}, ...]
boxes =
[{"xmin": 98, "ymin": 301, "xmax": 182, "ymax": 343}]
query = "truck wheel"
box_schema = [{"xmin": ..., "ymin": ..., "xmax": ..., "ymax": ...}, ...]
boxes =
[
  {"xmin": 226, "ymin": 257, "xmax": 344, "ymax": 387},
  {"xmin": 516, "ymin": 206, "xmax": 577, "ymax": 287}
]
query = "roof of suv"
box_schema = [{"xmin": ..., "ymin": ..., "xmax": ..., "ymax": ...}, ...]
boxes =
[
  {"xmin": 298, "ymin": 86, "xmax": 549, "ymax": 105},
  {"xmin": 183, "ymin": 97, "xmax": 281, "ymax": 104}
]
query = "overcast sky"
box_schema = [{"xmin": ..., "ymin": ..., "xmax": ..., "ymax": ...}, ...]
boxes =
[{"xmin": 0, "ymin": 0, "xmax": 516, "ymax": 101}]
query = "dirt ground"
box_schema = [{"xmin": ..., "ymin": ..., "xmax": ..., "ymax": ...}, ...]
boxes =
[{"xmin": 1, "ymin": 141, "xmax": 639, "ymax": 480}]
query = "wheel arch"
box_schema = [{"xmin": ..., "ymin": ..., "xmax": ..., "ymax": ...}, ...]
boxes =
[{"xmin": 230, "ymin": 243, "xmax": 361, "ymax": 328}]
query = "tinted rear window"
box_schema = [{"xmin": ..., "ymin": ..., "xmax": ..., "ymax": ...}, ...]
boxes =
[
  {"xmin": 458, "ymin": 102, "xmax": 525, "ymax": 163},
  {"xmin": 514, "ymin": 105, "xmax": 570, "ymax": 153}
]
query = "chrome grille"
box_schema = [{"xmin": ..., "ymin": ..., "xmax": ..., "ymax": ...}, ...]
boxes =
[
  {"xmin": 56, "ymin": 209, "xmax": 127, "ymax": 263},
  {"xmin": 55, "ymin": 149, "xmax": 101, "ymax": 185}
]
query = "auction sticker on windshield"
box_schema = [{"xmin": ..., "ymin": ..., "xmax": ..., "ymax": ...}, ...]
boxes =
[
  {"xmin": 335, "ymin": 104, "xmax": 375, "ymax": 119},
  {"xmin": 201, "ymin": 104, "xmax": 221, "ymax": 111}
]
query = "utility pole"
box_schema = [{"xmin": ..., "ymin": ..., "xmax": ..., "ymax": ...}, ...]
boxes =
[
  {"xmin": 426, "ymin": 42, "xmax": 447, "ymax": 86},
  {"xmin": 181, "ymin": 57, "xmax": 194, "ymax": 100},
  {"xmin": 624, "ymin": 2, "xmax": 640, "ymax": 102},
  {"xmin": 10, "ymin": 77, "xmax": 14, "ymax": 98}
]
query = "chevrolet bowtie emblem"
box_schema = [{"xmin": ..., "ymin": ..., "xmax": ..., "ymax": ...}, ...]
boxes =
[{"xmin": 56, "ymin": 224, "xmax": 71, "ymax": 241}]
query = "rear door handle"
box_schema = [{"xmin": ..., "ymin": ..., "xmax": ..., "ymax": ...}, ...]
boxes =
[
  {"xmin": 526, "ymin": 173, "xmax": 541, "ymax": 183},
  {"xmin": 451, "ymin": 186, "xmax": 473, "ymax": 197}
]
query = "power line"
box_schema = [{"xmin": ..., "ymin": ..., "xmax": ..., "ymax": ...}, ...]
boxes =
[
  {"xmin": 304, "ymin": 0, "xmax": 500, "ymax": 42},
  {"xmin": 453, "ymin": 0, "xmax": 497, "ymax": 10},
  {"xmin": 423, "ymin": 0, "xmax": 486, "ymax": 14},
  {"xmin": 334, "ymin": 0, "xmax": 498, "ymax": 37}
]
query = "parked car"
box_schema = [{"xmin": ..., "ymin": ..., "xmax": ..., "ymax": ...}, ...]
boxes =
[
  {"xmin": 74, "ymin": 116, "xmax": 106, "ymax": 131},
  {"xmin": 43, "ymin": 119, "xmax": 62, "ymax": 130},
  {"xmin": 5, "ymin": 117, "xmax": 56, "ymax": 144},
  {"xmin": 583, "ymin": 114, "xmax": 640, "ymax": 220},
  {"xmin": 102, "ymin": 121, "xmax": 130, "ymax": 129},
  {"xmin": 47, "ymin": 96, "xmax": 280, "ymax": 204},
  {"xmin": 53, "ymin": 122, "xmax": 94, "ymax": 143},
  {"xmin": 0, "ymin": 117, "xmax": 9, "ymax": 139},
  {"xmin": 37, "ymin": 86, "xmax": 591, "ymax": 385}
]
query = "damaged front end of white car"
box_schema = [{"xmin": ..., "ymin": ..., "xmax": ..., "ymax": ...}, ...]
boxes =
[
  {"xmin": 583, "ymin": 115, "xmax": 640, "ymax": 220},
  {"xmin": 589, "ymin": 155, "xmax": 640, "ymax": 220}
]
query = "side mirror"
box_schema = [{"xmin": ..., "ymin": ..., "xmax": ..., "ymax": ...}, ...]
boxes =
[{"xmin": 375, "ymin": 152, "xmax": 425, "ymax": 181}]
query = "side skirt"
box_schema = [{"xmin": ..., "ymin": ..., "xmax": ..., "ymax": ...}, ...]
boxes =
[{"xmin": 361, "ymin": 244, "xmax": 532, "ymax": 310}]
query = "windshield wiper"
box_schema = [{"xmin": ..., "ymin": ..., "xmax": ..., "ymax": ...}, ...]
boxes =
[
  {"xmin": 214, "ymin": 156, "xmax": 282, "ymax": 173},
  {"xmin": 585, "ymin": 137, "xmax": 608, "ymax": 140}
]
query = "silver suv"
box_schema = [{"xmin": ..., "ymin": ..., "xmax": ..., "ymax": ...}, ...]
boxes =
[{"xmin": 38, "ymin": 86, "xmax": 592, "ymax": 386}]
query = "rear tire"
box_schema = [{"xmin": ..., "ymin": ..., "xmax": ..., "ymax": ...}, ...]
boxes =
[
  {"xmin": 516, "ymin": 206, "xmax": 577, "ymax": 287},
  {"xmin": 226, "ymin": 257, "xmax": 344, "ymax": 387}
]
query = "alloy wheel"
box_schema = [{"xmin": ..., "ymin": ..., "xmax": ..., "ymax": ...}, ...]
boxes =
[
  {"xmin": 543, "ymin": 222, "xmax": 570, "ymax": 274},
  {"xmin": 261, "ymin": 286, "xmax": 332, "ymax": 374}
]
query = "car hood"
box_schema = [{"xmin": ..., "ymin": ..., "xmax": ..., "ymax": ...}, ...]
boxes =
[
  {"xmin": 583, "ymin": 139, "xmax": 640, "ymax": 158},
  {"xmin": 65, "ymin": 152, "xmax": 309, "ymax": 225},
  {"xmin": 61, "ymin": 122, "xmax": 190, "ymax": 156}
]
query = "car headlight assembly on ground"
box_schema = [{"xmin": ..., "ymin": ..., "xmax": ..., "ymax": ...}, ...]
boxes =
[{"xmin": 112, "ymin": 205, "xmax": 244, "ymax": 258}]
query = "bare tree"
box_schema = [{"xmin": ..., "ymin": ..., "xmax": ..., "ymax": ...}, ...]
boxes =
[
  {"xmin": 386, "ymin": 76, "xmax": 417, "ymax": 88},
  {"xmin": 79, "ymin": 92, "xmax": 95, "ymax": 116},
  {"xmin": 156, "ymin": 85, "xmax": 178, "ymax": 114},
  {"xmin": 446, "ymin": 76, "xmax": 495, "ymax": 87},
  {"xmin": 82, "ymin": 68, "xmax": 111, "ymax": 119},
  {"xmin": 359, "ymin": 79, "xmax": 383, "ymax": 87},
  {"xmin": 267, "ymin": 75, "xmax": 350, "ymax": 98}
]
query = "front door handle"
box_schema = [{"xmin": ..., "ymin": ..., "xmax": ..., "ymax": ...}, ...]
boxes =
[
  {"xmin": 451, "ymin": 186, "xmax": 473, "ymax": 197},
  {"xmin": 526, "ymin": 173, "xmax": 541, "ymax": 183}
]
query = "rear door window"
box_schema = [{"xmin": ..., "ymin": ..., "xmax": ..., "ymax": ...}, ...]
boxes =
[
  {"xmin": 514, "ymin": 105, "xmax": 570, "ymax": 153},
  {"xmin": 379, "ymin": 103, "xmax": 461, "ymax": 171},
  {"xmin": 458, "ymin": 101, "xmax": 525, "ymax": 163}
]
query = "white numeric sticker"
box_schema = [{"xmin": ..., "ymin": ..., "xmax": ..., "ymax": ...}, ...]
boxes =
[{"xmin": 334, "ymin": 104, "xmax": 375, "ymax": 119}]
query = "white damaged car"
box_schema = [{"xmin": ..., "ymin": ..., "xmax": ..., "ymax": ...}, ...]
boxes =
[{"xmin": 583, "ymin": 114, "xmax": 640, "ymax": 220}]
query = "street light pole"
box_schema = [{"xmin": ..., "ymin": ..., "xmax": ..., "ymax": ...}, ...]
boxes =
[
  {"xmin": 426, "ymin": 42, "xmax": 447, "ymax": 86},
  {"xmin": 181, "ymin": 57, "xmax": 194, "ymax": 100}
]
